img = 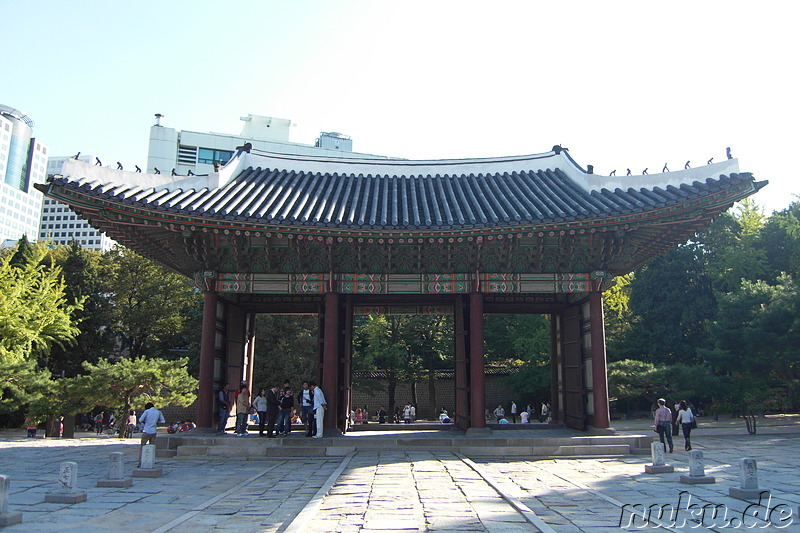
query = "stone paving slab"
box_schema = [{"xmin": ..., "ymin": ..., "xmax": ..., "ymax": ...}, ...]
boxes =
[{"xmin": 2, "ymin": 424, "xmax": 800, "ymax": 531}]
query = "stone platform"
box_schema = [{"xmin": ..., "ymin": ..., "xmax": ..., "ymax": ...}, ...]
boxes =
[{"xmin": 158, "ymin": 426, "xmax": 652, "ymax": 459}]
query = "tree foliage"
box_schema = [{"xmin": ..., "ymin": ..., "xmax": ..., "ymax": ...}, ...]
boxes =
[
  {"xmin": 100, "ymin": 247, "xmax": 200, "ymax": 359},
  {"xmin": 0, "ymin": 240, "xmax": 81, "ymax": 413},
  {"xmin": 66, "ymin": 357, "xmax": 198, "ymax": 435},
  {"xmin": 485, "ymin": 314, "xmax": 551, "ymax": 402},
  {"xmin": 620, "ymin": 244, "xmax": 716, "ymax": 364},
  {"xmin": 46, "ymin": 242, "xmax": 115, "ymax": 377},
  {"xmin": 252, "ymin": 314, "xmax": 318, "ymax": 389},
  {"xmin": 704, "ymin": 274, "xmax": 800, "ymax": 412}
]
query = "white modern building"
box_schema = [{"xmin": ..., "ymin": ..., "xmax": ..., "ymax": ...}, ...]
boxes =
[
  {"xmin": 0, "ymin": 105, "xmax": 48, "ymax": 247},
  {"xmin": 147, "ymin": 113, "xmax": 375, "ymax": 176},
  {"xmin": 39, "ymin": 155, "xmax": 117, "ymax": 251},
  {"xmin": 33, "ymin": 113, "xmax": 384, "ymax": 251}
]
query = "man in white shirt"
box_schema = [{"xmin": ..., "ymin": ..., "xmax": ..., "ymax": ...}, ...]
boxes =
[
  {"xmin": 510, "ymin": 401, "xmax": 518, "ymax": 423},
  {"xmin": 137, "ymin": 402, "xmax": 166, "ymax": 467},
  {"xmin": 309, "ymin": 381, "xmax": 327, "ymax": 438}
]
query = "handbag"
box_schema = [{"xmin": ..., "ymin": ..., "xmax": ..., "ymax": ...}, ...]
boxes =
[{"xmin": 689, "ymin": 419, "xmax": 697, "ymax": 429}]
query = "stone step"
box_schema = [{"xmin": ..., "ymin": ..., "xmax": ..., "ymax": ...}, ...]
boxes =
[{"xmin": 175, "ymin": 442, "xmax": 634, "ymax": 458}]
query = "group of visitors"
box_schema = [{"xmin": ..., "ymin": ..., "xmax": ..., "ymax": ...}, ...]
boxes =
[
  {"xmin": 217, "ymin": 380, "xmax": 327, "ymax": 438},
  {"xmin": 491, "ymin": 401, "xmax": 551, "ymax": 423},
  {"xmin": 349, "ymin": 405, "xmax": 388, "ymax": 425},
  {"xmin": 653, "ymin": 398, "xmax": 696, "ymax": 452}
]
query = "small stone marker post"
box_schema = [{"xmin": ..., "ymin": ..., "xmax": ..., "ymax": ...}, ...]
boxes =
[
  {"xmin": 679, "ymin": 450, "xmax": 715, "ymax": 484},
  {"xmin": 645, "ymin": 442, "xmax": 674, "ymax": 474},
  {"xmin": 729, "ymin": 458, "xmax": 768, "ymax": 499},
  {"xmin": 97, "ymin": 452, "xmax": 132, "ymax": 488},
  {"xmin": 132, "ymin": 445, "xmax": 163, "ymax": 478},
  {"xmin": 0, "ymin": 474, "xmax": 23, "ymax": 527},
  {"xmin": 44, "ymin": 461, "xmax": 87, "ymax": 504}
]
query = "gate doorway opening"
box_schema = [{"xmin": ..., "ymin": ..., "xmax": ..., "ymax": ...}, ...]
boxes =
[{"xmin": 207, "ymin": 293, "xmax": 609, "ymax": 435}]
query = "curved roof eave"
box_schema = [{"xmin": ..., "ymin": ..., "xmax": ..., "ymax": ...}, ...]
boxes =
[{"xmin": 41, "ymin": 149, "xmax": 763, "ymax": 234}]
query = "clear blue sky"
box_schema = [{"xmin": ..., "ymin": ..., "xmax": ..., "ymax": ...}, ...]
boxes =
[{"xmin": 3, "ymin": 1, "xmax": 797, "ymax": 213}]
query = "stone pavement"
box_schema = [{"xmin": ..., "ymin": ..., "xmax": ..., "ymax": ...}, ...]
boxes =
[{"xmin": 1, "ymin": 418, "xmax": 798, "ymax": 532}]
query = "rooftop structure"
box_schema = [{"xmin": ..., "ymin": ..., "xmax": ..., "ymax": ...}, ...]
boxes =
[
  {"xmin": 42, "ymin": 145, "xmax": 764, "ymax": 281},
  {"xmin": 147, "ymin": 113, "xmax": 386, "ymax": 177}
]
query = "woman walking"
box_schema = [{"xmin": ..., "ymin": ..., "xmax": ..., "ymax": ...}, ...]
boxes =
[{"xmin": 676, "ymin": 400, "xmax": 696, "ymax": 451}]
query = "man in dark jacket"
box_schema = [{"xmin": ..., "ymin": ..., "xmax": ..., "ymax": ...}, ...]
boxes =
[{"xmin": 265, "ymin": 385, "xmax": 281, "ymax": 438}]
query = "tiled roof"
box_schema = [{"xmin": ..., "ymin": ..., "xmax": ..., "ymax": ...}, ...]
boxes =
[{"xmin": 46, "ymin": 149, "xmax": 765, "ymax": 231}]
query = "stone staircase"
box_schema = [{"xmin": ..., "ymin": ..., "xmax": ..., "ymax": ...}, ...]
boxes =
[{"xmin": 156, "ymin": 430, "xmax": 652, "ymax": 459}]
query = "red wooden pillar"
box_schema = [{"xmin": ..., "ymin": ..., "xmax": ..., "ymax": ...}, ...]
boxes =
[
  {"xmin": 197, "ymin": 290, "xmax": 218, "ymax": 428},
  {"xmin": 453, "ymin": 296, "xmax": 469, "ymax": 430},
  {"xmin": 322, "ymin": 292, "xmax": 339, "ymax": 429},
  {"xmin": 550, "ymin": 313, "xmax": 560, "ymax": 423},
  {"xmin": 469, "ymin": 292, "xmax": 486, "ymax": 429},
  {"xmin": 589, "ymin": 291, "xmax": 610, "ymax": 428}
]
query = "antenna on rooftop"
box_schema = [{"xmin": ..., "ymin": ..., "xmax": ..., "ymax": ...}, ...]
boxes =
[{"xmin": 154, "ymin": 113, "xmax": 164, "ymax": 126}]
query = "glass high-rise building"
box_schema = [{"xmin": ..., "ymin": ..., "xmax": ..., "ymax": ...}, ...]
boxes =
[{"xmin": 0, "ymin": 104, "xmax": 48, "ymax": 246}]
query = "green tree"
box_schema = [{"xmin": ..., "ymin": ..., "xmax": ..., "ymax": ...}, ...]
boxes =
[
  {"xmin": 0, "ymin": 240, "xmax": 81, "ymax": 413},
  {"xmin": 705, "ymin": 275, "xmax": 800, "ymax": 414},
  {"xmin": 46, "ymin": 242, "xmax": 115, "ymax": 377},
  {"xmin": 607, "ymin": 359, "xmax": 659, "ymax": 413},
  {"xmin": 251, "ymin": 314, "xmax": 318, "ymax": 389},
  {"xmin": 485, "ymin": 314, "xmax": 551, "ymax": 403},
  {"xmin": 603, "ymin": 274, "xmax": 633, "ymax": 362},
  {"xmin": 697, "ymin": 199, "xmax": 767, "ymax": 292},
  {"xmin": 352, "ymin": 314, "xmax": 412, "ymax": 417},
  {"xmin": 759, "ymin": 201, "xmax": 800, "ymax": 282},
  {"xmin": 101, "ymin": 247, "xmax": 200, "ymax": 359},
  {"xmin": 68, "ymin": 357, "xmax": 198, "ymax": 437},
  {"xmin": 405, "ymin": 315, "xmax": 453, "ymax": 417},
  {"xmin": 622, "ymin": 244, "xmax": 716, "ymax": 364}
]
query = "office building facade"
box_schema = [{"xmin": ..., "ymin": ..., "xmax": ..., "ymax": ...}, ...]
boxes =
[
  {"xmin": 0, "ymin": 104, "xmax": 48, "ymax": 246},
  {"xmin": 39, "ymin": 155, "xmax": 116, "ymax": 251}
]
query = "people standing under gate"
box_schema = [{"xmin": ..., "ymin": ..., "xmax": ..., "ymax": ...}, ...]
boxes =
[
  {"xmin": 309, "ymin": 381, "xmax": 327, "ymax": 438},
  {"xmin": 234, "ymin": 382, "xmax": 251, "ymax": 436},
  {"xmin": 217, "ymin": 382, "xmax": 231, "ymax": 433},
  {"xmin": 300, "ymin": 381, "xmax": 314, "ymax": 436},
  {"xmin": 510, "ymin": 401, "xmax": 518, "ymax": 423},
  {"xmin": 277, "ymin": 387, "xmax": 294, "ymax": 435},
  {"xmin": 653, "ymin": 398, "xmax": 674, "ymax": 453},
  {"xmin": 540, "ymin": 402, "xmax": 548, "ymax": 423},
  {"xmin": 378, "ymin": 406, "xmax": 387, "ymax": 424},
  {"xmin": 265, "ymin": 385, "xmax": 280, "ymax": 437},
  {"xmin": 253, "ymin": 388, "xmax": 268, "ymax": 436},
  {"xmin": 676, "ymin": 400, "xmax": 695, "ymax": 451}
]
